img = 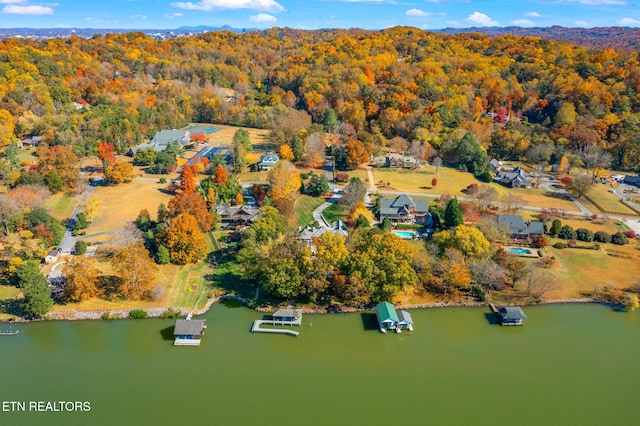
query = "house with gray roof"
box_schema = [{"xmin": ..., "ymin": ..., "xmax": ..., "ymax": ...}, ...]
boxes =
[
  {"xmin": 257, "ymin": 152, "xmax": 279, "ymax": 170},
  {"xmin": 495, "ymin": 167, "xmax": 532, "ymax": 188},
  {"xmin": 174, "ymin": 319, "xmax": 207, "ymax": 346},
  {"xmin": 623, "ymin": 175, "xmax": 640, "ymax": 187},
  {"xmin": 497, "ymin": 307, "xmax": 527, "ymax": 325},
  {"xmin": 297, "ymin": 220, "xmax": 348, "ymax": 249},
  {"xmin": 378, "ymin": 195, "xmax": 432, "ymax": 226},
  {"xmin": 497, "ymin": 215, "xmax": 544, "ymax": 239},
  {"xmin": 214, "ymin": 204, "xmax": 260, "ymax": 227},
  {"xmin": 489, "ymin": 158, "xmax": 503, "ymax": 171},
  {"xmin": 186, "ymin": 146, "xmax": 232, "ymax": 168},
  {"xmin": 397, "ymin": 310, "xmax": 414, "ymax": 331},
  {"xmin": 128, "ymin": 129, "xmax": 191, "ymax": 155},
  {"xmin": 373, "ymin": 152, "xmax": 419, "ymax": 169}
]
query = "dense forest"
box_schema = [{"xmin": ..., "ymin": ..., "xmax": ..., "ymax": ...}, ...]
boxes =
[{"xmin": 1, "ymin": 27, "xmax": 640, "ymax": 171}]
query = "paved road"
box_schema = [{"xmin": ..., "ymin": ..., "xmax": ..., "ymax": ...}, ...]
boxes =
[
  {"xmin": 312, "ymin": 202, "xmax": 333, "ymax": 228},
  {"xmin": 58, "ymin": 180, "xmax": 98, "ymax": 254}
]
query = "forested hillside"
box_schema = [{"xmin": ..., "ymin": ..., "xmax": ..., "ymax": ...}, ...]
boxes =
[{"xmin": 1, "ymin": 27, "xmax": 639, "ymax": 170}]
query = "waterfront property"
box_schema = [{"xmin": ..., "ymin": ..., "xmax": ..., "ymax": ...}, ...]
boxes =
[
  {"xmin": 397, "ymin": 310, "xmax": 414, "ymax": 331},
  {"xmin": 378, "ymin": 194, "xmax": 432, "ymax": 226},
  {"xmin": 251, "ymin": 308, "xmax": 302, "ymax": 337},
  {"xmin": 504, "ymin": 246, "xmax": 540, "ymax": 258},
  {"xmin": 376, "ymin": 301, "xmax": 400, "ymax": 333},
  {"xmin": 297, "ymin": 220, "xmax": 348, "ymax": 249},
  {"xmin": 490, "ymin": 304, "xmax": 527, "ymax": 326},
  {"xmin": 174, "ymin": 319, "xmax": 207, "ymax": 346},
  {"xmin": 392, "ymin": 230, "xmax": 417, "ymax": 240},
  {"xmin": 497, "ymin": 215, "xmax": 544, "ymax": 239}
]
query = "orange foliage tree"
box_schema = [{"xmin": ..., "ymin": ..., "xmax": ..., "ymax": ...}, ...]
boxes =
[
  {"xmin": 104, "ymin": 161, "xmax": 135, "ymax": 184},
  {"xmin": 279, "ymin": 144, "xmax": 294, "ymax": 161},
  {"xmin": 63, "ymin": 256, "xmax": 101, "ymax": 302},
  {"xmin": 112, "ymin": 243, "xmax": 158, "ymax": 300},
  {"xmin": 268, "ymin": 160, "xmax": 301, "ymax": 202},
  {"xmin": 180, "ymin": 165, "xmax": 196, "ymax": 193},
  {"xmin": 213, "ymin": 165, "xmax": 228, "ymax": 185},
  {"xmin": 36, "ymin": 145, "xmax": 79, "ymax": 187},
  {"xmin": 167, "ymin": 191, "xmax": 214, "ymax": 231},
  {"xmin": 97, "ymin": 142, "xmax": 116, "ymax": 167},
  {"xmin": 156, "ymin": 213, "xmax": 208, "ymax": 265}
]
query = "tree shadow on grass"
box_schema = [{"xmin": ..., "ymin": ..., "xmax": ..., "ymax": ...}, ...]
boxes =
[
  {"xmin": 0, "ymin": 299, "xmax": 23, "ymax": 317},
  {"xmin": 360, "ymin": 313, "xmax": 379, "ymax": 331}
]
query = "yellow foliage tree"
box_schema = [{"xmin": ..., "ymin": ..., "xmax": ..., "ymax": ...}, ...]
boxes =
[
  {"xmin": 0, "ymin": 108, "xmax": 14, "ymax": 148},
  {"xmin": 558, "ymin": 155, "xmax": 570, "ymax": 174},
  {"xmin": 63, "ymin": 256, "xmax": 101, "ymax": 302},
  {"xmin": 156, "ymin": 213, "xmax": 208, "ymax": 265},
  {"xmin": 268, "ymin": 160, "xmax": 301, "ymax": 202},
  {"xmin": 279, "ymin": 144, "xmax": 294, "ymax": 161},
  {"xmin": 83, "ymin": 196, "xmax": 102, "ymax": 222},
  {"xmin": 112, "ymin": 243, "xmax": 158, "ymax": 300},
  {"xmin": 348, "ymin": 202, "xmax": 374, "ymax": 227},
  {"xmin": 104, "ymin": 161, "xmax": 135, "ymax": 184},
  {"xmin": 433, "ymin": 225, "xmax": 491, "ymax": 259}
]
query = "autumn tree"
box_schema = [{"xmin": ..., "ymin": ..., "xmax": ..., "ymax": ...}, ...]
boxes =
[
  {"xmin": 0, "ymin": 108, "xmax": 15, "ymax": 148},
  {"xmin": 347, "ymin": 202, "xmax": 374, "ymax": 228},
  {"xmin": 213, "ymin": 165, "xmax": 228, "ymax": 185},
  {"xmin": 304, "ymin": 133, "xmax": 326, "ymax": 168},
  {"xmin": 63, "ymin": 256, "xmax": 101, "ymax": 302},
  {"xmin": 433, "ymin": 225, "xmax": 491, "ymax": 259},
  {"xmin": 97, "ymin": 142, "xmax": 116, "ymax": 167},
  {"xmin": 36, "ymin": 145, "xmax": 79, "ymax": 187},
  {"xmin": 104, "ymin": 161, "xmax": 135, "ymax": 184},
  {"xmin": 156, "ymin": 213, "xmax": 208, "ymax": 265},
  {"xmin": 167, "ymin": 191, "xmax": 214, "ymax": 232},
  {"xmin": 339, "ymin": 177, "xmax": 366, "ymax": 208},
  {"xmin": 112, "ymin": 243, "xmax": 158, "ymax": 300},
  {"xmin": 279, "ymin": 144, "xmax": 294, "ymax": 161},
  {"xmin": 268, "ymin": 160, "xmax": 301, "ymax": 208},
  {"xmin": 566, "ymin": 174, "xmax": 593, "ymax": 198},
  {"xmin": 345, "ymin": 139, "xmax": 369, "ymax": 169},
  {"xmin": 180, "ymin": 165, "xmax": 196, "ymax": 192}
]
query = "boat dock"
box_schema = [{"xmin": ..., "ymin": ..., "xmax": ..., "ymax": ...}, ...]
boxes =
[
  {"xmin": 490, "ymin": 304, "xmax": 525, "ymax": 326},
  {"xmin": 251, "ymin": 320, "xmax": 300, "ymax": 336}
]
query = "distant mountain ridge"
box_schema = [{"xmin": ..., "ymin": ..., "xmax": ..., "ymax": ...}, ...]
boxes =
[{"xmin": 437, "ymin": 26, "xmax": 640, "ymax": 51}]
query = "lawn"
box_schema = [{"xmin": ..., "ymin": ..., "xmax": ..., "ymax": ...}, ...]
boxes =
[
  {"xmin": 584, "ymin": 183, "xmax": 639, "ymax": 216},
  {"xmin": 323, "ymin": 203, "xmax": 350, "ymax": 223},
  {"xmin": 371, "ymin": 165, "xmax": 579, "ymax": 211},
  {"xmin": 202, "ymin": 124, "xmax": 271, "ymax": 147},
  {"xmin": 44, "ymin": 192, "xmax": 80, "ymax": 221},
  {"xmin": 293, "ymin": 195, "xmax": 324, "ymax": 228},
  {"xmin": 84, "ymin": 180, "xmax": 173, "ymax": 236},
  {"xmin": 0, "ymin": 284, "xmax": 21, "ymax": 320}
]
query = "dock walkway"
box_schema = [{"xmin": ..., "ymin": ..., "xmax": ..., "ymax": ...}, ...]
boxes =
[{"xmin": 251, "ymin": 320, "xmax": 300, "ymax": 336}]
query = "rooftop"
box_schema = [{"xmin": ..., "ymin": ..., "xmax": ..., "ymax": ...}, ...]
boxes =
[
  {"xmin": 174, "ymin": 319, "xmax": 206, "ymax": 336},
  {"xmin": 376, "ymin": 301, "xmax": 399, "ymax": 322}
]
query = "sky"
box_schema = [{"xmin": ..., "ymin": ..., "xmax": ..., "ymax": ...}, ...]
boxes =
[{"xmin": 0, "ymin": 0, "xmax": 639, "ymax": 30}]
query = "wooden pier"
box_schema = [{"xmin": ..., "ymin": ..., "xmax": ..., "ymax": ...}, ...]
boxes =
[{"xmin": 251, "ymin": 320, "xmax": 300, "ymax": 336}]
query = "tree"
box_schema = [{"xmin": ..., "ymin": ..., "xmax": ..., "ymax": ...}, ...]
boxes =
[
  {"xmin": 348, "ymin": 202, "xmax": 374, "ymax": 228},
  {"xmin": 501, "ymin": 192, "xmax": 523, "ymax": 215},
  {"xmin": 156, "ymin": 213, "xmax": 208, "ymax": 264},
  {"xmin": 279, "ymin": 144, "xmax": 294, "ymax": 161},
  {"xmin": 156, "ymin": 245, "xmax": 170, "ymax": 264},
  {"xmin": 611, "ymin": 231, "xmax": 629, "ymax": 245},
  {"xmin": 306, "ymin": 173, "xmax": 330, "ymax": 196},
  {"xmin": 432, "ymin": 156, "xmax": 442, "ymax": 174},
  {"xmin": 36, "ymin": 145, "xmax": 79, "ymax": 187},
  {"xmin": 305, "ymin": 133, "xmax": 326, "ymax": 168},
  {"xmin": 104, "ymin": 161, "xmax": 135, "ymax": 184},
  {"xmin": 133, "ymin": 148, "xmax": 157, "ymax": 166},
  {"xmin": 260, "ymin": 257, "xmax": 303, "ymax": 299},
  {"xmin": 576, "ymin": 228, "xmax": 594, "ymax": 242},
  {"xmin": 43, "ymin": 172, "xmax": 64, "ymax": 194},
  {"xmin": 503, "ymin": 256, "xmax": 528, "ymax": 287},
  {"xmin": 558, "ymin": 225, "xmax": 577, "ymax": 240},
  {"xmin": 75, "ymin": 240, "xmax": 88, "ymax": 255},
  {"xmin": 14, "ymin": 262, "xmax": 53, "ymax": 317},
  {"xmin": 97, "ymin": 142, "xmax": 116, "ymax": 167},
  {"xmin": 431, "ymin": 177, "xmax": 437, "ymax": 187},
  {"xmin": 475, "ymin": 186, "xmax": 498, "ymax": 213},
  {"xmin": 339, "ymin": 177, "xmax": 366, "ymax": 208},
  {"xmin": 444, "ymin": 198, "xmax": 463, "ymax": 229},
  {"xmin": 468, "ymin": 258, "xmax": 505, "ymax": 294},
  {"xmin": 83, "ymin": 196, "xmax": 102, "ymax": 222},
  {"xmin": 268, "ymin": 160, "xmax": 301, "ymax": 202},
  {"xmin": 180, "ymin": 165, "xmax": 196, "ymax": 192},
  {"xmin": 323, "ymin": 108, "xmax": 338, "ymax": 133},
  {"xmin": 213, "ymin": 165, "xmax": 228, "ymax": 185},
  {"xmin": 550, "ymin": 219, "xmax": 562, "ymax": 237},
  {"xmin": 346, "ymin": 139, "xmax": 369, "ymax": 169},
  {"xmin": 112, "ymin": 243, "xmax": 158, "ymax": 300},
  {"xmin": 580, "ymin": 145, "xmax": 612, "ymax": 177},
  {"xmin": 525, "ymin": 269, "xmax": 559, "ymax": 298},
  {"xmin": 625, "ymin": 294, "xmax": 639, "ymax": 312},
  {"xmin": 0, "ymin": 108, "xmax": 15, "ymax": 148},
  {"xmin": 167, "ymin": 191, "xmax": 214, "ymax": 232},
  {"xmin": 63, "ymin": 256, "xmax": 101, "ymax": 302},
  {"xmin": 381, "ymin": 217, "xmax": 392, "ymax": 231},
  {"xmin": 565, "ymin": 174, "xmax": 592, "ymax": 198},
  {"xmin": 594, "ymin": 231, "xmax": 611, "ymax": 243},
  {"xmin": 432, "ymin": 225, "xmax": 491, "ymax": 259}
]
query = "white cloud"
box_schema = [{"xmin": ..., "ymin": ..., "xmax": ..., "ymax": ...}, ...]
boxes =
[
  {"xmin": 525, "ymin": 11, "xmax": 541, "ymax": 17},
  {"xmin": 164, "ymin": 12, "xmax": 183, "ymax": 18},
  {"xmin": 406, "ymin": 8, "xmax": 430, "ymax": 17},
  {"xmin": 560, "ymin": 0, "xmax": 626, "ymax": 5},
  {"xmin": 130, "ymin": 14, "xmax": 147, "ymax": 20},
  {"xmin": 249, "ymin": 12, "xmax": 276, "ymax": 22},
  {"xmin": 446, "ymin": 20, "xmax": 461, "ymax": 26},
  {"xmin": 511, "ymin": 19, "xmax": 535, "ymax": 26},
  {"xmin": 0, "ymin": 0, "xmax": 26, "ymax": 4},
  {"xmin": 171, "ymin": 0, "xmax": 285, "ymax": 12},
  {"xmin": 619, "ymin": 17, "xmax": 640, "ymax": 26},
  {"xmin": 574, "ymin": 20, "xmax": 590, "ymax": 26},
  {"xmin": 466, "ymin": 12, "xmax": 499, "ymax": 27},
  {"xmin": 2, "ymin": 4, "xmax": 54, "ymax": 14}
]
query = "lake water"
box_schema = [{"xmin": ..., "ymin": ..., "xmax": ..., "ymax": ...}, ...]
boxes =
[{"xmin": 1, "ymin": 302, "xmax": 639, "ymax": 426}]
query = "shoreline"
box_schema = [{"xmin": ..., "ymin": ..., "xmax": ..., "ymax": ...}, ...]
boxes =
[{"xmin": 2, "ymin": 295, "xmax": 615, "ymax": 323}]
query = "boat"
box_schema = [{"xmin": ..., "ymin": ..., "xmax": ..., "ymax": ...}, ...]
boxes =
[{"xmin": 1, "ymin": 324, "xmax": 18, "ymax": 335}]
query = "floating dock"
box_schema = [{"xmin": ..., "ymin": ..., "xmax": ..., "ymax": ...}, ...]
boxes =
[
  {"xmin": 490, "ymin": 304, "xmax": 525, "ymax": 326},
  {"xmin": 251, "ymin": 320, "xmax": 300, "ymax": 336}
]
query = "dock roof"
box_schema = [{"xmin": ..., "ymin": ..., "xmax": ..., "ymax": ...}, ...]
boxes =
[
  {"xmin": 498, "ymin": 307, "xmax": 527, "ymax": 321},
  {"xmin": 397, "ymin": 310, "xmax": 413, "ymax": 324},
  {"xmin": 273, "ymin": 309, "xmax": 302, "ymax": 319},
  {"xmin": 376, "ymin": 301, "xmax": 399, "ymax": 322},
  {"xmin": 174, "ymin": 319, "xmax": 206, "ymax": 336}
]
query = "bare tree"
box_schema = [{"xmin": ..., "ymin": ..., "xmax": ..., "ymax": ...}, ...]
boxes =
[
  {"xmin": 432, "ymin": 156, "xmax": 442, "ymax": 174},
  {"xmin": 501, "ymin": 192, "xmax": 524, "ymax": 215},
  {"xmin": 475, "ymin": 186, "xmax": 498, "ymax": 213},
  {"xmin": 468, "ymin": 258, "xmax": 505, "ymax": 294},
  {"xmin": 304, "ymin": 133, "xmax": 326, "ymax": 168},
  {"xmin": 580, "ymin": 145, "xmax": 612, "ymax": 177},
  {"xmin": 525, "ymin": 268, "xmax": 560, "ymax": 298},
  {"xmin": 566, "ymin": 174, "xmax": 593, "ymax": 198},
  {"xmin": 476, "ymin": 218, "xmax": 511, "ymax": 243},
  {"xmin": 339, "ymin": 177, "xmax": 366, "ymax": 208}
]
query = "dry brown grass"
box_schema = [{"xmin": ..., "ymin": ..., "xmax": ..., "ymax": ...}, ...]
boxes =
[
  {"xmin": 84, "ymin": 180, "xmax": 173, "ymax": 236},
  {"xmin": 202, "ymin": 124, "xmax": 271, "ymax": 147}
]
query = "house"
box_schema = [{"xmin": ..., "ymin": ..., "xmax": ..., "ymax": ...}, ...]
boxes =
[
  {"xmin": 497, "ymin": 307, "xmax": 527, "ymax": 325},
  {"xmin": 376, "ymin": 301, "xmax": 399, "ymax": 333},
  {"xmin": 489, "ymin": 158, "xmax": 503, "ymax": 172},
  {"xmin": 174, "ymin": 319, "xmax": 207, "ymax": 346},
  {"xmin": 273, "ymin": 309, "xmax": 303, "ymax": 323},
  {"xmin": 214, "ymin": 204, "xmax": 261, "ymax": 227},
  {"xmin": 497, "ymin": 215, "xmax": 544, "ymax": 239},
  {"xmin": 297, "ymin": 220, "xmax": 348, "ymax": 249},
  {"xmin": 128, "ymin": 129, "xmax": 191, "ymax": 155},
  {"xmin": 379, "ymin": 195, "xmax": 432, "ymax": 226},
  {"xmin": 257, "ymin": 152, "xmax": 279, "ymax": 171},
  {"xmin": 20, "ymin": 135, "xmax": 42, "ymax": 148},
  {"xmin": 495, "ymin": 167, "xmax": 533, "ymax": 188},
  {"xmin": 397, "ymin": 310, "xmax": 414, "ymax": 331},
  {"xmin": 45, "ymin": 249, "xmax": 59, "ymax": 264},
  {"xmin": 186, "ymin": 146, "xmax": 232, "ymax": 168},
  {"xmin": 623, "ymin": 175, "xmax": 640, "ymax": 187},
  {"xmin": 373, "ymin": 152, "xmax": 419, "ymax": 169}
]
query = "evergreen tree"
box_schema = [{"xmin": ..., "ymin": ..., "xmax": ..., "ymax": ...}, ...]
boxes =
[
  {"xmin": 14, "ymin": 262, "xmax": 53, "ymax": 317},
  {"xmin": 444, "ymin": 198, "xmax": 463, "ymax": 229},
  {"xmin": 550, "ymin": 219, "xmax": 562, "ymax": 236},
  {"xmin": 291, "ymin": 135, "xmax": 305, "ymax": 162},
  {"xmin": 306, "ymin": 173, "xmax": 330, "ymax": 196}
]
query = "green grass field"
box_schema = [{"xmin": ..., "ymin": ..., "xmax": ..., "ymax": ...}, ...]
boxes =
[
  {"xmin": 293, "ymin": 195, "xmax": 324, "ymax": 227},
  {"xmin": 584, "ymin": 183, "xmax": 639, "ymax": 216},
  {"xmin": 44, "ymin": 193, "xmax": 79, "ymax": 221},
  {"xmin": 323, "ymin": 203, "xmax": 350, "ymax": 223}
]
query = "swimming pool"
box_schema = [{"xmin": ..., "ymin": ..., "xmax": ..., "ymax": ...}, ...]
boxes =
[
  {"xmin": 393, "ymin": 230, "xmax": 416, "ymax": 239},
  {"xmin": 506, "ymin": 247, "xmax": 534, "ymax": 255},
  {"xmin": 188, "ymin": 125, "xmax": 221, "ymax": 134}
]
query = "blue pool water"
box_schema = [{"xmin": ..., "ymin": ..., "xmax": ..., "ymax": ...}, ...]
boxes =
[
  {"xmin": 393, "ymin": 230, "xmax": 416, "ymax": 239},
  {"xmin": 188, "ymin": 125, "xmax": 221, "ymax": 134},
  {"xmin": 506, "ymin": 247, "xmax": 533, "ymax": 255}
]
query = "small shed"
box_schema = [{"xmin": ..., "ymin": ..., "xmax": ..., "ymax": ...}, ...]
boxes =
[
  {"xmin": 397, "ymin": 310, "xmax": 414, "ymax": 331},
  {"xmin": 174, "ymin": 319, "xmax": 207, "ymax": 346},
  {"xmin": 45, "ymin": 249, "xmax": 59, "ymax": 264},
  {"xmin": 273, "ymin": 309, "xmax": 303, "ymax": 323},
  {"xmin": 498, "ymin": 307, "xmax": 527, "ymax": 324},
  {"xmin": 376, "ymin": 301, "xmax": 399, "ymax": 332}
]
